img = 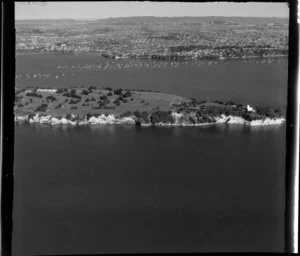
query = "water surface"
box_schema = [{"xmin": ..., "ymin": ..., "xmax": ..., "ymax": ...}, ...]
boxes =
[
  {"xmin": 16, "ymin": 54, "xmax": 288, "ymax": 108},
  {"xmin": 14, "ymin": 53, "xmax": 288, "ymax": 254},
  {"xmin": 13, "ymin": 123, "xmax": 286, "ymax": 254}
]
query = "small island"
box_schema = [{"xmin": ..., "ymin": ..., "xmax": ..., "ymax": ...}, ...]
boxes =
[{"xmin": 14, "ymin": 87, "xmax": 285, "ymax": 126}]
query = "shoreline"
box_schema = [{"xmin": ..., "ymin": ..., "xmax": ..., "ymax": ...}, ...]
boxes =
[
  {"xmin": 14, "ymin": 113, "xmax": 286, "ymax": 127},
  {"xmin": 14, "ymin": 87, "xmax": 286, "ymax": 127},
  {"xmin": 16, "ymin": 51, "xmax": 288, "ymax": 61}
]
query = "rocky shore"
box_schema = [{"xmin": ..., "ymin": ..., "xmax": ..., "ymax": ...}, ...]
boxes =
[{"xmin": 14, "ymin": 87, "xmax": 286, "ymax": 127}]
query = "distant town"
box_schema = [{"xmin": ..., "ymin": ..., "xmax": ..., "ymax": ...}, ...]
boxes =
[{"xmin": 16, "ymin": 16, "xmax": 289, "ymax": 60}]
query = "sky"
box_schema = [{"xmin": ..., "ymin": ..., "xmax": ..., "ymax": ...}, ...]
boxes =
[{"xmin": 15, "ymin": 2, "xmax": 289, "ymax": 20}]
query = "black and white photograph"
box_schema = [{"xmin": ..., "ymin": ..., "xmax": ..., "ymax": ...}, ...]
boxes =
[{"xmin": 4, "ymin": 0, "xmax": 297, "ymax": 254}]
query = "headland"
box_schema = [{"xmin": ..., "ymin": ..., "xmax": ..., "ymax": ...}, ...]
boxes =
[{"xmin": 14, "ymin": 87, "xmax": 285, "ymax": 126}]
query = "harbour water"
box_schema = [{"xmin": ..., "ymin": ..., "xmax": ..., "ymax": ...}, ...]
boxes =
[
  {"xmin": 13, "ymin": 56, "xmax": 288, "ymax": 254},
  {"xmin": 16, "ymin": 54, "xmax": 288, "ymax": 108},
  {"xmin": 13, "ymin": 123, "xmax": 286, "ymax": 254}
]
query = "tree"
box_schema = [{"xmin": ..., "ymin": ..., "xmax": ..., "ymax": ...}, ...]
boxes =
[
  {"xmin": 114, "ymin": 88, "xmax": 123, "ymax": 95},
  {"xmin": 123, "ymin": 90, "xmax": 132, "ymax": 98}
]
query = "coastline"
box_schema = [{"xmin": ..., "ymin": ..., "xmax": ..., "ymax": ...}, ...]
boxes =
[
  {"xmin": 14, "ymin": 113, "xmax": 285, "ymax": 127},
  {"xmin": 14, "ymin": 87, "xmax": 286, "ymax": 127},
  {"xmin": 15, "ymin": 51, "xmax": 288, "ymax": 65}
]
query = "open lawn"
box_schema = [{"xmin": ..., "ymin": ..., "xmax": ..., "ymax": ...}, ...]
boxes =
[{"xmin": 14, "ymin": 87, "xmax": 190, "ymax": 118}]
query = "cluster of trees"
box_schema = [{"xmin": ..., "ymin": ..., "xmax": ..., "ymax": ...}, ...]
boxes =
[
  {"xmin": 56, "ymin": 88, "xmax": 69, "ymax": 94},
  {"xmin": 88, "ymin": 86, "xmax": 96, "ymax": 92},
  {"xmin": 117, "ymin": 105, "xmax": 285, "ymax": 126},
  {"xmin": 256, "ymin": 107, "xmax": 285, "ymax": 118},
  {"xmin": 81, "ymin": 89, "xmax": 90, "ymax": 95},
  {"xmin": 99, "ymin": 95, "xmax": 110, "ymax": 104},
  {"xmin": 114, "ymin": 88, "xmax": 123, "ymax": 95},
  {"xmin": 46, "ymin": 95, "xmax": 57, "ymax": 102},
  {"xmin": 174, "ymin": 100, "xmax": 286, "ymax": 121},
  {"xmin": 123, "ymin": 91, "xmax": 132, "ymax": 98},
  {"xmin": 118, "ymin": 110, "xmax": 216, "ymax": 125},
  {"xmin": 133, "ymin": 111, "xmax": 151, "ymax": 123},
  {"xmin": 62, "ymin": 91, "xmax": 81, "ymax": 99},
  {"xmin": 103, "ymin": 86, "xmax": 113, "ymax": 91},
  {"xmin": 150, "ymin": 111, "xmax": 173, "ymax": 124},
  {"xmin": 111, "ymin": 90, "xmax": 132, "ymax": 105},
  {"xmin": 85, "ymin": 97, "xmax": 96, "ymax": 102},
  {"xmin": 35, "ymin": 103, "xmax": 48, "ymax": 112},
  {"xmin": 26, "ymin": 92, "xmax": 43, "ymax": 98},
  {"xmin": 55, "ymin": 104, "xmax": 62, "ymax": 109},
  {"xmin": 69, "ymin": 99, "xmax": 81, "ymax": 104}
]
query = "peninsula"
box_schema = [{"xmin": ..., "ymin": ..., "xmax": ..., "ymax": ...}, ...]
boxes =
[{"xmin": 14, "ymin": 87, "xmax": 285, "ymax": 126}]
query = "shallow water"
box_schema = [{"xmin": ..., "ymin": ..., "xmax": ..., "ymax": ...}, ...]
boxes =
[{"xmin": 13, "ymin": 123, "xmax": 286, "ymax": 254}]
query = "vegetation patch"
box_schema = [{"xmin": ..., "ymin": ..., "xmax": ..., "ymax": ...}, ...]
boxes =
[
  {"xmin": 62, "ymin": 92, "xmax": 81, "ymax": 99},
  {"xmin": 103, "ymin": 86, "xmax": 113, "ymax": 91},
  {"xmin": 88, "ymin": 86, "xmax": 96, "ymax": 92},
  {"xmin": 120, "ymin": 111, "xmax": 133, "ymax": 118},
  {"xmin": 26, "ymin": 92, "xmax": 43, "ymax": 98},
  {"xmin": 150, "ymin": 111, "xmax": 173, "ymax": 124},
  {"xmin": 35, "ymin": 103, "xmax": 48, "ymax": 112},
  {"xmin": 56, "ymin": 88, "xmax": 68, "ymax": 94},
  {"xmin": 100, "ymin": 95, "xmax": 110, "ymax": 104},
  {"xmin": 15, "ymin": 95, "xmax": 23, "ymax": 103},
  {"xmin": 256, "ymin": 107, "xmax": 283, "ymax": 118},
  {"xmin": 69, "ymin": 99, "xmax": 81, "ymax": 104},
  {"xmin": 114, "ymin": 88, "xmax": 123, "ymax": 95},
  {"xmin": 46, "ymin": 95, "xmax": 57, "ymax": 102},
  {"xmin": 133, "ymin": 111, "xmax": 150, "ymax": 123},
  {"xmin": 123, "ymin": 91, "xmax": 132, "ymax": 98},
  {"xmin": 81, "ymin": 89, "xmax": 90, "ymax": 95}
]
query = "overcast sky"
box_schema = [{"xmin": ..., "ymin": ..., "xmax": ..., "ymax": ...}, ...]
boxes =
[{"xmin": 15, "ymin": 2, "xmax": 289, "ymax": 20}]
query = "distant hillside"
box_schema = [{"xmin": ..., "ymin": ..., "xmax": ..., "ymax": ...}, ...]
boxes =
[
  {"xmin": 15, "ymin": 19, "xmax": 96, "ymax": 29},
  {"xmin": 96, "ymin": 16, "xmax": 289, "ymax": 25},
  {"xmin": 15, "ymin": 15, "xmax": 288, "ymax": 59},
  {"xmin": 15, "ymin": 16, "xmax": 289, "ymax": 26},
  {"xmin": 15, "ymin": 19, "xmax": 77, "ymax": 24}
]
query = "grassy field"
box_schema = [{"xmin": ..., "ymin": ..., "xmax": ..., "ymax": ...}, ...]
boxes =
[
  {"xmin": 14, "ymin": 86, "xmax": 286, "ymax": 127},
  {"xmin": 14, "ymin": 87, "xmax": 190, "ymax": 118}
]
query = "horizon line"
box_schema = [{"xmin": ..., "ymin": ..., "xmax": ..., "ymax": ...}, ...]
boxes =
[{"xmin": 15, "ymin": 15, "xmax": 289, "ymax": 21}]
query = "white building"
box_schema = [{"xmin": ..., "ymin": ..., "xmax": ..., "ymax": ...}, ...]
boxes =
[{"xmin": 247, "ymin": 104, "xmax": 255, "ymax": 113}]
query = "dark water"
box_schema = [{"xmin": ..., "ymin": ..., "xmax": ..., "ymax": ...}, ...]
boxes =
[
  {"xmin": 14, "ymin": 53, "xmax": 288, "ymax": 254},
  {"xmin": 16, "ymin": 54, "xmax": 288, "ymax": 108},
  {"xmin": 13, "ymin": 123, "xmax": 286, "ymax": 254}
]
